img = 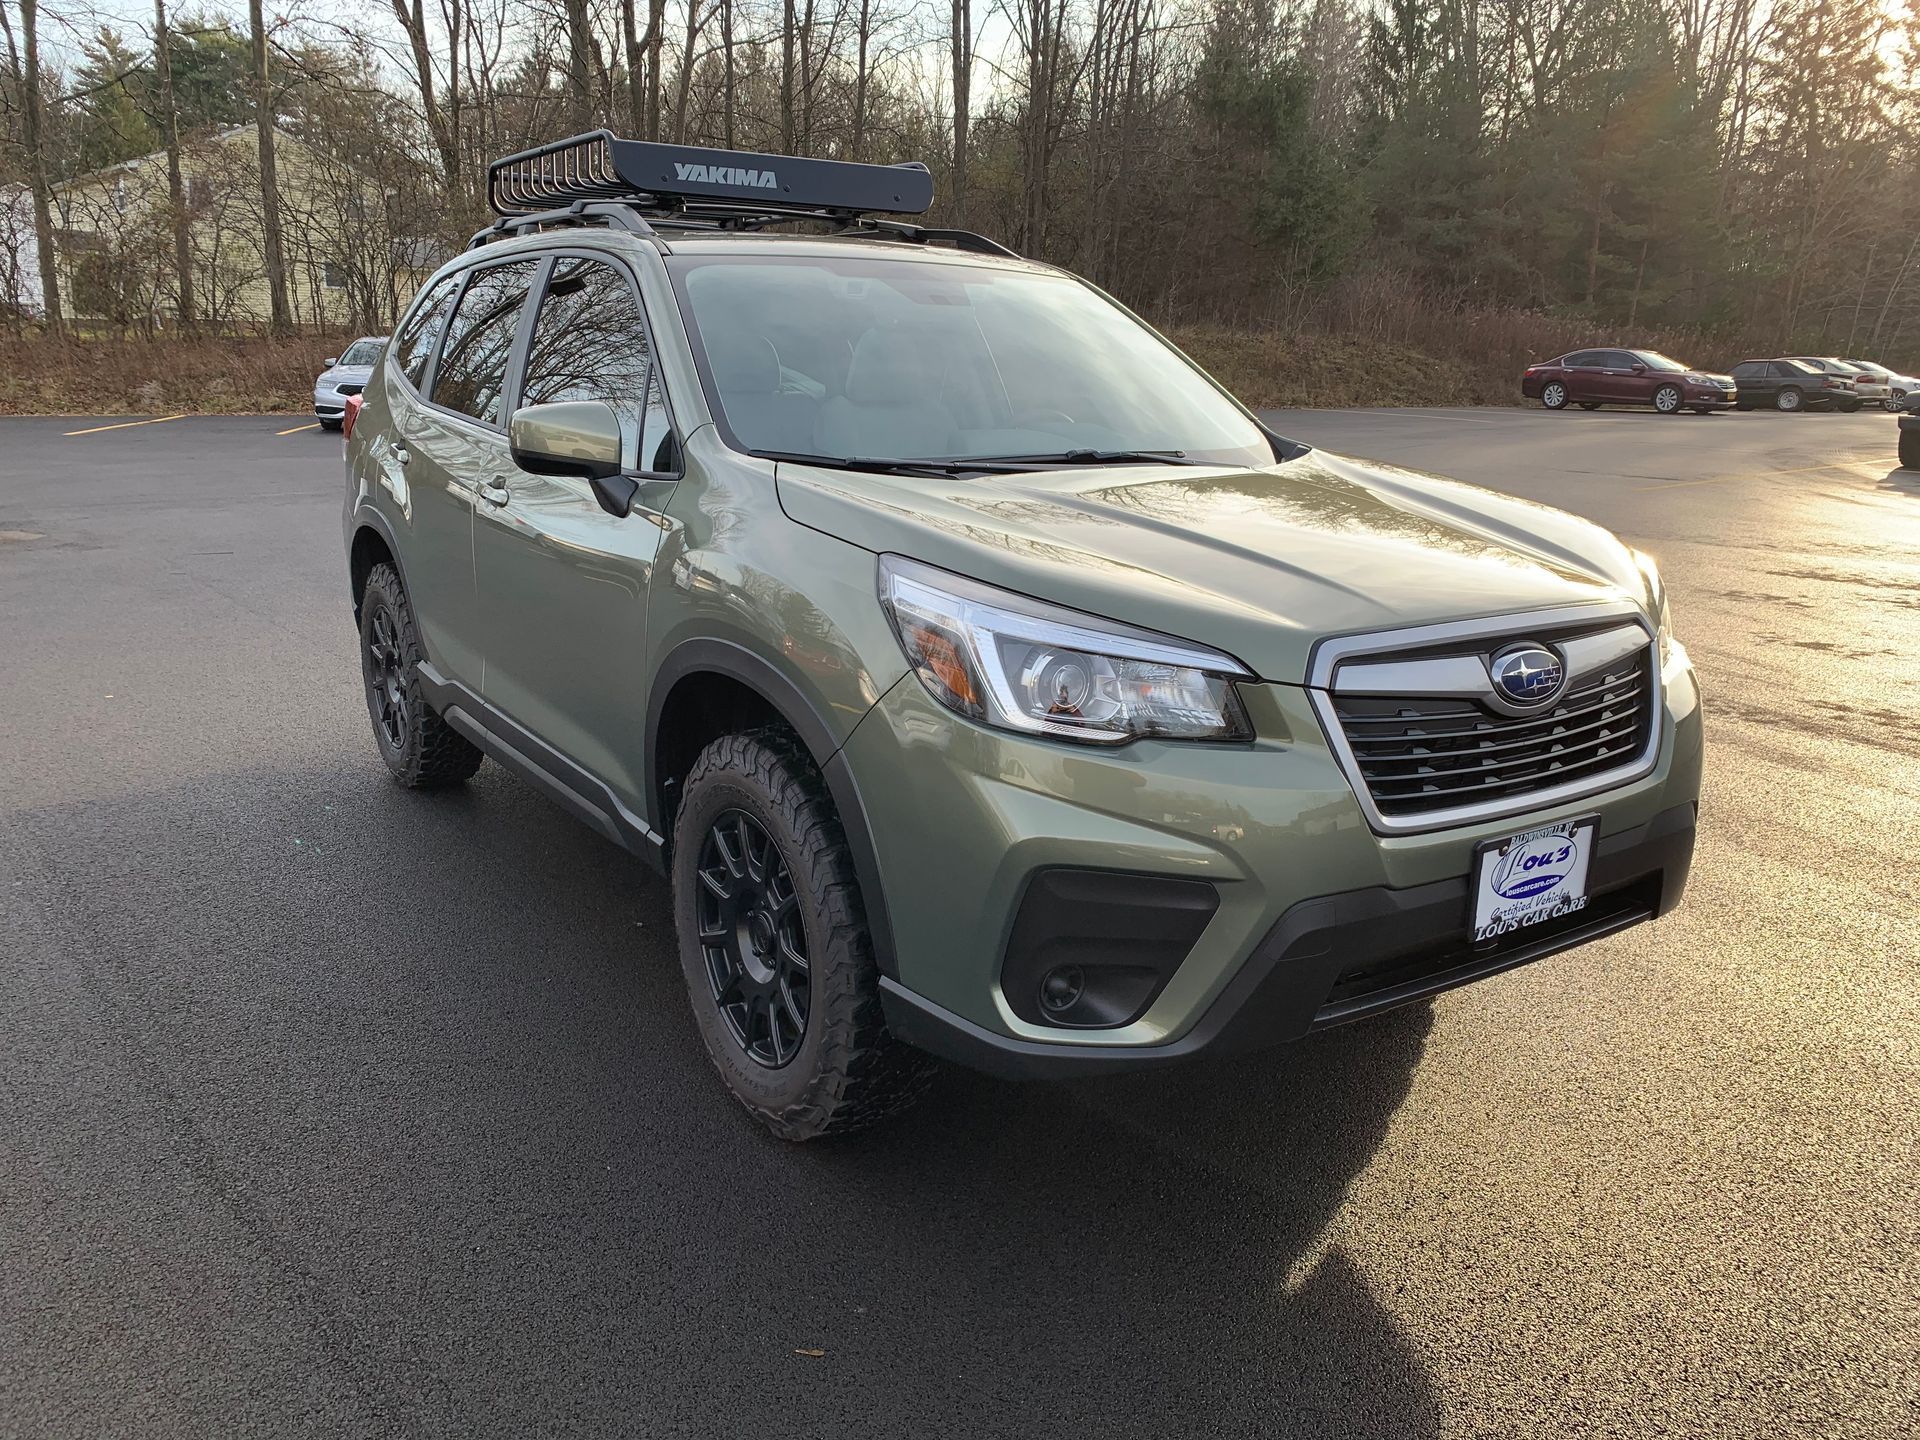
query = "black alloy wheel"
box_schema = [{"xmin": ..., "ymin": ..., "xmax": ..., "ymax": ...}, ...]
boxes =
[
  {"xmin": 696, "ymin": 808, "xmax": 811, "ymax": 1068},
  {"xmin": 365, "ymin": 603, "xmax": 410, "ymax": 754}
]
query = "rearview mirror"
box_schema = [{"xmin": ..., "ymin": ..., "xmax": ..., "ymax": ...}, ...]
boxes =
[{"xmin": 509, "ymin": 400, "xmax": 637, "ymax": 517}]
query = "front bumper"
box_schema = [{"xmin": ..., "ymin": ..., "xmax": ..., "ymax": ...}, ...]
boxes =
[
  {"xmin": 884, "ymin": 801, "xmax": 1695, "ymax": 1077},
  {"xmin": 1684, "ymin": 384, "xmax": 1736, "ymax": 409},
  {"xmin": 846, "ymin": 645, "xmax": 1704, "ymax": 1077}
]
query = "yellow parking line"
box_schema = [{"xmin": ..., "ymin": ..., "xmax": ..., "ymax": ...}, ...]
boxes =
[
  {"xmin": 64, "ymin": 413, "xmax": 187, "ymax": 436},
  {"xmin": 277, "ymin": 422, "xmax": 321, "ymax": 435}
]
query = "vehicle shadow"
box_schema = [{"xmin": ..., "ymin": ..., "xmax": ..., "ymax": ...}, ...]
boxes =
[
  {"xmin": 1878, "ymin": 465, "xmax": 1920, "ymax": 495},
  {"xmin": 12, "ymin": 757, "xmax": 1440, "ymax": 1440}
]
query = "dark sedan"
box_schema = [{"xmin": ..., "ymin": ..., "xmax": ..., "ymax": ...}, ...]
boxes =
[
  {"xmin": 1728, "ymin": 358, "xmax": 1855, "ymax": 412},
  {"xmin": 1521, "ymin": 349, "xmax": 1737, "ymax": 413}
]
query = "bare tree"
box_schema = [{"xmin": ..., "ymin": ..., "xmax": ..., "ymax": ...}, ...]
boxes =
[
  {"xmin": 17, "ymin": 0, "xmax": 61, "ymax": 330},
  {"xmin": 152, "ymin": 0, "xmax": 193, "ymax": 328},
  {"xmin": 248, "ymin": 0, "xmax": 292, "ymax": 331}
]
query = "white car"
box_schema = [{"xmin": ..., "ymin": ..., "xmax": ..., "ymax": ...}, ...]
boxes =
[
  {"xmin": 313, "ymin": 336, "xmax": 387, "ymax": 430},
  {"xmin": 1840, "ymin": 360, "xmax": 1916, "ymax": 412}
]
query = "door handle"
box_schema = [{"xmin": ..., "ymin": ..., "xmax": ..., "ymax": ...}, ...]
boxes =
[{"xmin": 478, "ymin": 479, "xmax": 511, "ymax": 507}]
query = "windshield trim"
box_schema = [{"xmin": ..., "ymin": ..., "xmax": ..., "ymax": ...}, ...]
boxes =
[{"xmin": 663, "ymin": 249, "xmax": 1296, "ymax": 470}]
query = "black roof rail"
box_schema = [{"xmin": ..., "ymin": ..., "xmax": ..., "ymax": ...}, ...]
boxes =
[{"xmin": 477, "ymin": 130, "xmax": 1019, "ymax": 259}]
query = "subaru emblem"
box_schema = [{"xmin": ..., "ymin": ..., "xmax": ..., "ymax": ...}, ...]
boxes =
[{"xmin": 1489, "ymin": 644, "xmax": 1566, "ymax": 707}]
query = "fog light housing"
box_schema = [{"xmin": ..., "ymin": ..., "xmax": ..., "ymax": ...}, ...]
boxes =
[{"xmin": 1001, "ymin": 869, "xmax": 1218, "ymax": 1029}]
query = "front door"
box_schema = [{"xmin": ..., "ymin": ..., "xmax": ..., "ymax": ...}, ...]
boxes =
[
  {"xmin": 472, "ymin": 253, "xmax": 680, "ymax": 814},
  {"xmin": 1592, "ymin": 350, "xmax": 1647, "ymax": 403}
]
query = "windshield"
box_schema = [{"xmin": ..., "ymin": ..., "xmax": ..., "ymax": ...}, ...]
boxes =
[
  {"xmin": 667, "ymin": 253, "xmax": 1272, "ymax": 468},
  {"xmin": 340, "ymin": 338, "xmax": 384, "ymax": 367},
  {"xmin": 1636, "ymin": 352, "xmax": 1687, "ymax": 372}
]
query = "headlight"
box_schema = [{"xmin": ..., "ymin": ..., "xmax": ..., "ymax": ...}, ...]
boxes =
[
  {"xmin": 1633, "ymin": 549, "xmax": 1675, "ymax": 660},
  {"xmin": 878, "ymin": 555, "xmax": 1254, "ymax": 744},
  {"xmin": 1684, "ymin": 373, "xmax": 1711, "ymax": 386}
]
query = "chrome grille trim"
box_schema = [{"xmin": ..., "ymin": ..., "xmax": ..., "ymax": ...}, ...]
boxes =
[{"xmin": 1307, "ymin": 602, "xmax": 1662, "ymax": 835}]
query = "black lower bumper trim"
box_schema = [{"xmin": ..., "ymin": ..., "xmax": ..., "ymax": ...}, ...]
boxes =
[{"xmin": 881, "ymin": 801, "xmax": 1696, "ymax": 1080}]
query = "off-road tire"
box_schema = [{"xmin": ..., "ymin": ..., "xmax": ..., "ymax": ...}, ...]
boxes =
[
  {"xmin": 672, "ymin": 730, "xmax": 934, "ymax": 1140},
  {"xmin": 1653, "ymin": 384, "xmax": 1684, "ymax": 414},
  {"xmin": 358, "ymin": 563, "xmax": 484, "ymax": 787},
  {"xmin": 1900, "ymin": 428, "xmax": 1920, "ymax": 472},
  {"xmin": 1541, "ymin": 381, "xmax": 1569, "ymax": 410},
  {"xmin": 1776, "ymin": 387, "xmax": 1803, "ymax": 412}
]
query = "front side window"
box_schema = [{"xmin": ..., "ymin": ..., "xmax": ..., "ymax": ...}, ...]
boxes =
[
  {"xmin": 668, "ymin": 254, "xmax": 1271, "ymax": 468},
  {"xmin": 520, "ymin": 257, "xmax": 674, "ymax": 472},
  {"xmin": 393, "ymin": 276, "xmax": 460, "ymax": 389},
  {"xmin": 432, "ymin": 260, "xmax": 538, "ymax": 426},
  {"xmin": 1635, "ymin": 352, "xmax": 1686, "ymax": 372}
]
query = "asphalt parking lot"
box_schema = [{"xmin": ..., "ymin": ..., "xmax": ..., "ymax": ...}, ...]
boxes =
[{"xmin": 2, "ymin": 407, "xmax": 1915, "ymax": 1439}]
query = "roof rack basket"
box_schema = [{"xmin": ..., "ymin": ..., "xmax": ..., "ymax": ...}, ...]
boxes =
[
  {"xmin": 489, "ymin": 130, "xmax": 935, "ymax": 220},
  {"xmin": 476, "ymin": 130, "xmax": 1017, "ymax": 258}
]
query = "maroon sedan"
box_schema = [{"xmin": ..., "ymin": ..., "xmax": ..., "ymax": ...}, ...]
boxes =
[{"xmin": 1521, "ymin": 349, "xmax": 1738, "ymax": 414}]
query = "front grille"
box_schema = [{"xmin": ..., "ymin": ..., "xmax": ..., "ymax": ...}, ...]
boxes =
[
  {"xmin": 336, "ymin": 382, "xmax": 364, "ymax": 397},
  {"xmin": 1331, "ymin": 644, "xmax": 1654, "ymax": 819}
]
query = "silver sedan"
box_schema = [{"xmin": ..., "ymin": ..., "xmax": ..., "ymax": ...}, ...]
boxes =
[{"xmin": 313, "ymin": 337, "xmax": 388, "ymax": 430}]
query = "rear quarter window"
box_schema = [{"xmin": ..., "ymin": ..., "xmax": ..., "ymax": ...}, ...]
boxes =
[{"xmin": 392, "ymin": 276, "xmax": 461, "ymax": 389}]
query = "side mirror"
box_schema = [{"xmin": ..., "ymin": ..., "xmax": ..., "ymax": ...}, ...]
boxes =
[
  {"xmin": 509, "ymin": 400, "xmax": 637, "ymax": 517},
  {"xmin": 323, "ymin": 356, "xmax": 338, "ymax": 368},
  {"xmin": 1630, "ymin": 363, "xmax": 1647, "ymax": 374}
]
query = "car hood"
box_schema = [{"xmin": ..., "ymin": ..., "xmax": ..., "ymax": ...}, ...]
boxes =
[
  {"xmin": 775, "ymin": 450, "xmax": 1648, "ymax": 684},
  {"xmin": 319, "ymin": 365, "xmax": 374, "ymax": 385}
]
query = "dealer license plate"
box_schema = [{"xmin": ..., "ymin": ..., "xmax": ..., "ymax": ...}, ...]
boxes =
[{"xmin": 1471, "ymin": 816, "xmax": 1597, "ymax": 943}]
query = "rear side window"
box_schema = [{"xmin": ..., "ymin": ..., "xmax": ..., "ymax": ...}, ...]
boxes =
[
  {"xmin": 393, "ymin": 277, "xmax": 459, "ymax": 388},
  {"xmin": 520, "ymin": 257, "xmax": 675, "ymax": 472},
  {"xmin": 432, "ymin": 260, "xmax": 539, "ymax": 426},
  {"xmin": 1565, "ymin": 351, "xmax": 1603, "ymax": 367}
]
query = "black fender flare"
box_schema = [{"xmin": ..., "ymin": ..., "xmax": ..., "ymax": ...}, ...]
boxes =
[
  {"xmin": 646, "ymin": 635, "xmax": 899, "ymax": 978},
  {"xmin": 347, "ymin": 503, "xmax": 410, "ymax": 619}
]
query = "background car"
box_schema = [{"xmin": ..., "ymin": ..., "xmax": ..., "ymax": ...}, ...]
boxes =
[
  {"xmin": 1786, "ymin": 357, "xmax": 1881, "ymax": 411},
  {"xmin": 1840, "ymin": 359, "xmax": 1916, "ymax": 411},
  {"xmin": 1521, "ymin": 349, "xmax": 1736, "ymax": 413},
  {"xmin": 314, "ymin": 337, "xmax": 387, "ymax": 430},
  {"xmin": 1728, "ymin": 357, "xmax": 1851, "ymax": 412}
]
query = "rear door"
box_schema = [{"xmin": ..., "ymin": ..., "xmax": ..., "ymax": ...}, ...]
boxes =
[
  {"xmin": 1730, "ymin": 362, "xmax": 1768, "ymax": 404},
  {"xmin": 1561, "ymin": 350, "xmax": 1607, "ymax": 401},
  {"xmin": 472, "ymin": 251, "xmax": 680, "ymax": 812},
  {"xmin": 397, "ymin": 257, "xmax": 542, "ymax": 689}
]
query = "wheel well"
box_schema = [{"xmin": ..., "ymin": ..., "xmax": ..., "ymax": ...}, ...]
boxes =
[
  {"xmin": 349, "ymin": 526, "xmax": 395, "ymax": 618},
  {"xmin": 652, "ymin": 671, "xmax": 801, "ymax": 835}
]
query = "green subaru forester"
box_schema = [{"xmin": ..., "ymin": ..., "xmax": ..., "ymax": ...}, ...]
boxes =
[{"xmin": 343, "ymin": 134, "xmax": 1701, "ymax": 1139}]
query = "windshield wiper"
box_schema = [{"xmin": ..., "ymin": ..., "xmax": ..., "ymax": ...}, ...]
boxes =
[
  {"xmin": 749, "ymin": 449, "xmax": 1032, "ymax": 477},
  {"xmin": 965, "ymin": 448, "xmax": 1207, "ymax": 467}
]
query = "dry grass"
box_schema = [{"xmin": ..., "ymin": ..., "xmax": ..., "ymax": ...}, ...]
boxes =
[
  {"xmin": 1167, "ymin": 325, "xmax": 1516, "ymax": 408},
  {"xmin": 0, "ymin": 334, "xmax": 348, "ymax": 416},
  {"xmin": 3, "ymin": 326, "xmax": 1507, "ymax": 416}
]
